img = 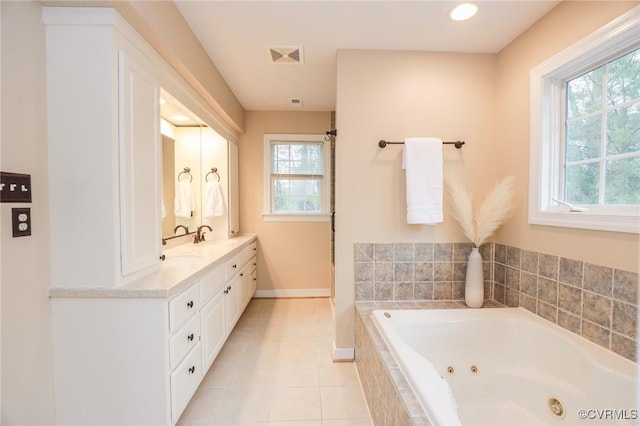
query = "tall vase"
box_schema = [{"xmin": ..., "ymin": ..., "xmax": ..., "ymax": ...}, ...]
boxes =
[{"xmin": 465, "ymin": 246, "xmax": 484, "ymax": 308}]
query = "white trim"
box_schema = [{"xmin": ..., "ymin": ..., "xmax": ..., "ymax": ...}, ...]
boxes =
[
  {"xmin": 529, "ymin": 6, "xmax": 640, "ymax": 234},
  {"xmin": 332, "ymin": 342, "xmax": 355, "ymax": 361},
  {"xmin": 262, "ymin": 213, "xmax": 330, "ymax": 222},
  {"xmin": 253, "ymin": 288, "xmax": 331, "ymax": 298}
]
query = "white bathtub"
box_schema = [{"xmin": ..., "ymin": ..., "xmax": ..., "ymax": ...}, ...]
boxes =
[{"xmin": 372, "ymin": 307, "xmax": 638, "ymax": 426}]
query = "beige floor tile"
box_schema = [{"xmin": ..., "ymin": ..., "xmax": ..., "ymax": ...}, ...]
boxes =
[
  {"xmin": 212, "ymin": 386, "xmax": 274, "ymax": 424},
  {"xmin": 177, "ymin": 387, "xmax": 224, "ymax": 425},
  {"xmin": 274, "ymin": 359, "xmax": 319, "ymax": 387},
  {"xmin": 317, "ymin": 360, "xmax": 360, "ymax": 387},
  {"xmin": 268, "ymin": 387, "xmax": 322, "ymax": 422},
  {"xmin": 320, "ymin": 386, "xmax": 371, "ymax": 420},
  {"xmin": 321, "ymin": 419, "xmax": 373, "ymax": 426},
  {"xmin": 267, "ymin": 421, "xmax": 322, "ymax": 426}
]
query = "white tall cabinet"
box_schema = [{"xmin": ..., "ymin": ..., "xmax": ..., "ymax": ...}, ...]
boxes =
[{"xmin": 45, "ymin": 7, "xmax": 163, "ymax": 288}]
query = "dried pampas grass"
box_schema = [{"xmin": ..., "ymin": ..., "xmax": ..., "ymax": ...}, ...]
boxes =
[{"xmin": 446, "ymin": 175, "xmax": 515, "ymax": 247}]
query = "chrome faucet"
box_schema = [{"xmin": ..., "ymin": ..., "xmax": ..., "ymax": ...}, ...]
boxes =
[
  {"xmin": 173, "ymin": 225, "xmax": 189, "ymax": 236},
  {"xmin": 194, "ymin": 225, "xmax": 213, "ymax": 243}
]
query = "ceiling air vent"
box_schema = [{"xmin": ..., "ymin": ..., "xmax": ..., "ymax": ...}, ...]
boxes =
[{"xmin": 268, "ymin": 46, "xmax": 304, "ymax": 64}]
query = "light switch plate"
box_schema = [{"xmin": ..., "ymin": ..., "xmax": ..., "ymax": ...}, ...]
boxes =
[{"xmin": 12, "ymin": 207, "xmax": 31, "ymax": 237}]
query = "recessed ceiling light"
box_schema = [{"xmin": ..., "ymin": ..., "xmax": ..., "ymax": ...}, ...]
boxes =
[
  {"xmin": 171, "ymin": 115, "xmax": 190, "ymax": 122},
  {"xmin": 450, "ymin": 2, "xmax": 478, "ymax": 21}
]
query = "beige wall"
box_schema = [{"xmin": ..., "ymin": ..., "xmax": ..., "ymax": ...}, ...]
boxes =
[
  {"xmin": 334, "ymin": 49, "xmax": 499, "ymax": 349},
  {"xmin": 1, "ymin": 2, "xmax": 57, "ymax": 423},
  {"xmin": 495, "ymin": 1, "xmax": 639, "ymax": 273},
  {"xmin": 239, "ymin": 111, "xmax": 332, "ymax": 295}
]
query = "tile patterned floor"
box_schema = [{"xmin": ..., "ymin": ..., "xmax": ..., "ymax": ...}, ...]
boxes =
[{"xmin": 178, "ymin": 298, "xmax": 373, "ymax": 426}]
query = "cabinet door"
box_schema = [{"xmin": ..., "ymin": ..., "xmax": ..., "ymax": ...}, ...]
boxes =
[
  {"xmin": 201, "ymin": 290, "xmax": 226, "ymax": 370},
  {"xmin": 227, "ymin": 141, "xmax": 239, "ymax": 237},
  {"xmin": 225, "ymin": 275, "xmax": 240, "ymax": 332},
  {"xmin": 118, "ymin": 49, "xmax": 161, "ymax": 276}
]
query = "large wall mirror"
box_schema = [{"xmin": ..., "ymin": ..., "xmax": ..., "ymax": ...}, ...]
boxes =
[{"xmin": 160, "ymin": 89, "xmax": 230, "ymax": 243}]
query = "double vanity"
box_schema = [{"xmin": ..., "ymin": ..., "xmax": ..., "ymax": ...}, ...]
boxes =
[
  {"xmin": 43, "ymin": 6, "xmax": 253, "ymax": 425},
  {"xmin": 50, "ymin": 236, "xmax": 257, "ymax": 425}
]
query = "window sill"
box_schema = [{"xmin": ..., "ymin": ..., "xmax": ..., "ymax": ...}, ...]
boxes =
[
  {"xmin": 528, "ymin": 210, "xmax": 640, "ymax": 234},
  {"xmin": 263, "ymin": 213, "xmax": 330, "ymax": 223}
]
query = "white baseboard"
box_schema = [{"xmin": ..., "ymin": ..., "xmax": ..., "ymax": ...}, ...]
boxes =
[
  {"xmin": 332, "ymin": 342, "xmax": 355, "ymax": 361},
  {"xmin": 253, "ymin": 288, "xmax": 331, "ymax": 298}
]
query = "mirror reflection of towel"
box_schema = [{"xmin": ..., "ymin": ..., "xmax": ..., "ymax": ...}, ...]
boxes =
[
  {"xmin": 174, "ymin": 182, "xmax": 193, "ymax": 218},
  {"xmin": 203, "ymin": 181, "xmax": 226, "ymax": 218}
]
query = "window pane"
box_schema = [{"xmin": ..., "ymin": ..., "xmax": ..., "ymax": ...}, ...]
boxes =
[
  {"xmin": 607, "ymin": 48, "xmax": 640, "ymax": 107},
  {"xmin": 566, "ymin": 67, "xmax": 603, "ymax": 119},
  {"xmin": 607, "ymin": 103, "xmax": 640, "ymax": 155},
  {"xmin": 271, "ymin": 143, "xmax": 323, "ymax": 175},
  {"xmin": 566, "ymin": 114, "xmax": 601, "ymax": 161},
  {"xmin": 565, "ymin": 162, "xmax": 599, "ymax": 204},
  {"xmin": 605, "ymin": 156, "xmax": 640, "ymax": 205},
  {"xmin": 272, "ymin": 178, "xmax": 321, "ymax": 212}
]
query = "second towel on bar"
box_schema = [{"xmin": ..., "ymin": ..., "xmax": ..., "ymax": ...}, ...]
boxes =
[{"xmin": 402, "ymin": 137, "xmax": 443, "ymax": 224}]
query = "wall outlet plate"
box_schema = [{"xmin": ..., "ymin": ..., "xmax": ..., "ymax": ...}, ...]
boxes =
[{"xmin": 12, "ymin": 207, "xmax": 31, "ymax": 237}]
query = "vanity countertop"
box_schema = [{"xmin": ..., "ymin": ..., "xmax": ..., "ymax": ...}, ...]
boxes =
[{"xmin": 49, "ymin": 234, "xmax": 257, "ymax": 299}]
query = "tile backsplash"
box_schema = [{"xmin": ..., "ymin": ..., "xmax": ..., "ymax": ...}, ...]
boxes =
[{"xmin": 354, "ymin": 242, "xmax": 638, "ymax": 361}]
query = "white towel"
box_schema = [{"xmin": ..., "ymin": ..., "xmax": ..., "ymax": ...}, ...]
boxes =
[
  {"xmin": 203, "ymin": 181, "xmax": 226, "ymax": 218},
  {"xmin": 402, "ymin": 137, "xmax": 443, "ymax": 224},
  {"xmin": 174, "ymin": 181, "xmax": 193, "ymax": 218}
]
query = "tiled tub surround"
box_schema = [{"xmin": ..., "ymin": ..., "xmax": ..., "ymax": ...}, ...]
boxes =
[{"xmin": 354, "ymin": 242, "xmax": 638, "ymax": 362}]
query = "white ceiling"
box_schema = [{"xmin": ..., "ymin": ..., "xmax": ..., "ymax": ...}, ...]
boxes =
[{"xmin": 174, "ymin": 1, "xmax": 560, "ymax": 112}]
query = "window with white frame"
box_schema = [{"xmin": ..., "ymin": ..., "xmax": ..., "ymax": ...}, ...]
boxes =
[
  {"xmin": 529, "ymin": 7, "xmax": 640, "ymax": 233},
  {"xmin": 263, "ymin": 134, "xmax": 330, "ymax": 221}
]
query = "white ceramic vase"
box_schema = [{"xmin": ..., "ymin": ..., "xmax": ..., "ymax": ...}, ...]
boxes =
[{"xmin": 465, "ymin": 246, "xmax": 484, "ymax": 308}]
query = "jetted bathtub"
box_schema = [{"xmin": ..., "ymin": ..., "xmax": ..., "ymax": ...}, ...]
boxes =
[{"xmin": 372, "ymin": 307, "xmax": 638, "ymax": 426}]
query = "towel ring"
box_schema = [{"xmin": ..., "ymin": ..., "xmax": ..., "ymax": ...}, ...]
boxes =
[
  {"xmin": 205, "ymin": 167, "xmax": 220, "ymax": 182},
  {"xmin": 177, "ymin": 167, "xmax": 193, "ymax": 183}
]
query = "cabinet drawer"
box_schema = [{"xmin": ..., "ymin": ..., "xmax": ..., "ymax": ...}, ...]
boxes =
[
  {"xmin": 170, "ymin": 342, "xmax": 203, "ymax": 423},
  {"xmin": 169, "ymin": 283, "xmax": 200, "ymax": 332},
  {"xmin": 201, "ymin": 264, "xmax": 226, "ymax": 305},
  {"xmin": 226, "ymin": 253, "xmax": 241, "ymax": 278},
  {"xmin": 169, "ymin": 313, "xmax": 201, "ymax": 370}
]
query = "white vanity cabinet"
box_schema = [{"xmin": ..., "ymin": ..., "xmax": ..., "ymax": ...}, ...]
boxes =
[{"xmin": 50, "ymin": 236, "xmax": 257, "ymax": 426}]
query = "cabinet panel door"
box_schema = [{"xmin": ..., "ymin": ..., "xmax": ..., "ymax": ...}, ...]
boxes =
[
  {"xmin": 227, "ymin": 141, "xmax": 239, "ymax": 237},
  {"xmin": 201, "ymin": 290, "xmax": 226, "ymax": 370},
  {"xmin": 118, "ymin": 49, "xmax": 161, "ymax": 276},
  {"xmin": 225, "ymin": 275, "xmax": 240, "ymax": 332}
]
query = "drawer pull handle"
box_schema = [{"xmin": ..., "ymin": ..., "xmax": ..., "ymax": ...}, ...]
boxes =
[
  {"xmin": 227, "ymin": 285, "xmax": 232, "ymax": 291},
  {"xmin": 224, "ymin": 289, "xmax": 228, "ymax": 294},
  {"xmin": 187, "ymin": 300, "xmax": 194, "ymax": 309},
  {"xmin": 240, "ymin": 273, "xmax": 244, "ymax": 277},
  {"xmin": 253, "ymin": 278, "xmax": 257, "ymax": 281},
  {"xmin": 232, "ymin": 264, "xmax": 237, "ymax": 269},
  {"xmin": 187, "ymin": 333, "xmax": 194, "ymax": 342},
  {"xmin": 253, "ymin": 262, "xmax": 257, "ymax": 266},
  {"xmin": 188, "ymin": 366, "xmax": 195, "ymax": 374},
  {"xmin": 253, "ymin": 247, "xmax": 257, "ymax": 251},
  {"xmin": 160, "ymin": 254, "xmax": 166, "ymax": 261}
]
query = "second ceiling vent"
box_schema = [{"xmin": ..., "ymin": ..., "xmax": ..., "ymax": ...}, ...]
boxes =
[{"xmin": 268, "ymin": 46, "xmax": 304, "ymax": 64}]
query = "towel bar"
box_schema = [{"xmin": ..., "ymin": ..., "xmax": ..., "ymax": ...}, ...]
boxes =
[{"xmin": 378, "ymin": 140, "xmax": 465, "ymax": 149}]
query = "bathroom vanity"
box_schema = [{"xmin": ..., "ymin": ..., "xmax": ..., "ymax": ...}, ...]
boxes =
[
  {"xmin": 50, "ymin": 236, "xmax": 257, "ymax": 425},
  {"xmin": 43, "ymin": 6, "xmax": 251, "ymax": 425}
]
